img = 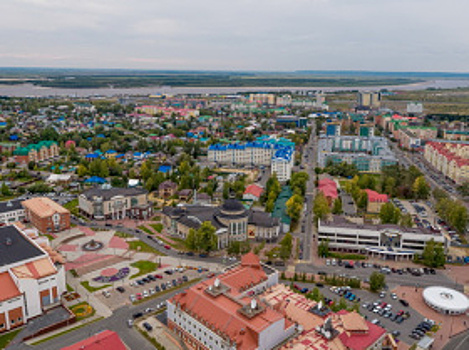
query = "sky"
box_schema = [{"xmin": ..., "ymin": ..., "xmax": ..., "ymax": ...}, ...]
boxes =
[{"xmin": 1, "ymin": 0, "xmax": 469, "ymax": 71}]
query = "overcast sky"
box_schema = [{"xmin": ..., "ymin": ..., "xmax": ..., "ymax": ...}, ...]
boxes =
[{"xmin": 1, "ymin": 0, "xmax": 468, "ymax": 71}]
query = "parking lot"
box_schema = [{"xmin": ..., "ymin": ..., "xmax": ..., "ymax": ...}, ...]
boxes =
[
  {"xmin": 293, "ymin": 281, "xmax": 432, "ymax": 346},
  {"xmin": 95, "ymin": 266, "xmax": 209, "ymax": 309}
]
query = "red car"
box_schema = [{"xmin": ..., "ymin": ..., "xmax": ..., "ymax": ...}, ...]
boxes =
[
  {"xmin": 154, "ymin": 274, "xmax": 163, "ymax": 279},
  {"xmin": 164, "ymin": 245, "xmax": 171, "ymax": 250},
  {"xmin": 136, "ymin": 293, "xmax": 143, "ymax": 300}
]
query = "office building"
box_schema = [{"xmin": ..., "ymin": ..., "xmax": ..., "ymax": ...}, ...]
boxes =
[
  {"xmin": 79, "ymin": 187, "xmax": 153, "ymax": 220},
  {"xmin": 318, "ymin": 216, "xmax": 445, "ymax": 261}
]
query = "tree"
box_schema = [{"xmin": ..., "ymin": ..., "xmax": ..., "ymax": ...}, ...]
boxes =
[
  {"xmin": 356, "ymin": 191, "xmax": 368, "ymax": 211},
  {"xmin": 227, "ymin": 240, "xmax": 251, "ymax": 255},
  {"xmin": 286, "ymin": 194, "xmax": 303, "ymax": 225},
  {"xmin": 457, "ymin": 181, "xmax": 469, "ymax": 197},
  {"xmin": 379, "ymin": 202, "xmax": 401, "ymax": 224},
  {"xmin": 1, "ymin": 182, "xmax": 11, "ymax": 196},
  {"xmin": 197, "ymin": 221, "xmax": 218, "ymax": 253},
  {"xmin": 413, "ymin": 176, "xmax": 430, "ymax": 200},
  {"xmin": 313, "ymin": 192, "xmax": 330, "ymax": 220},
  {"xmin": 421, "ymin": 239, "xmax": 446, "ymax": 268},
  {"xmin": 279, "ymin": 232, "xmax": 293, "ymax": 260},
  {"xmin": 332, "ymin": 198, "xmax": 343, "ymax": 215},
  {"xmin": 318, "ymin": 239, "xmax": 329, "ymax": 258},
  {"xmin": 400, "ymin": 213, "xmax": 413, "ymax": 227},
  {"xmin": 369, "ymin": 272, "xmax": 386, "ymax": 292},
  {"xmin": 185, "ymin": 229, "xmax": 198, "ymax": 251}
]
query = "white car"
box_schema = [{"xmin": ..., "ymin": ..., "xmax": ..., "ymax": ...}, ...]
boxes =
[
  {"xmin": 143, "ymin": 290, "xmax": 149, "ymax": 298},
  {"xmin": 391, "ymin": 293, "xmax": 397, "ymax": 300},
  {"xmin": 127, "ymin": 319, "xmax": 134, "ymax": 327},
  {"xmin": 326, "ymin": 259, "xmax": 330, "ymax": 266},
  {"xmin": 102, "ymin": 290, "xmax": 111, "ymax": 298},
  {"xmin": 149, "ymin": 288, "xmax": 155, "ymax": 295},
  {"xmin": 129, "ymin": 295, "xmax": 136, "ymax": 303}
]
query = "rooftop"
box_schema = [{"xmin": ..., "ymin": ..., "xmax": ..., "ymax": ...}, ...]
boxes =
[
  {"xmin": 61, "ymin": 330, "xmax": 127, "ymax": 350},
  {"xmin": 0, "ymin": 225, "xmax": 45, "ymax": 267},
  {"xmin": 22, "ymin": 197, "xmax": 69, "ymax": 218}
]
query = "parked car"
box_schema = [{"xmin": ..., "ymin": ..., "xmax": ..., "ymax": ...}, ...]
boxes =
[
  {"xmin": 143, "ymin": 322, "xmax": 153, "ymax": 331},
  {"xmin": 116, "ymin": 286, "xmax": 125, "ymax": 293}
]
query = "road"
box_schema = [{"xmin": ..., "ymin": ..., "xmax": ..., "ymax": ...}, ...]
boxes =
[
  {"xmin": 443, "ymin": 329, "xmax": 469, "ymax": 350},
  {"xmin": 11, "ymin": 282, "xmax": 198, "ymax": 350},
  {"xmin": 298, "ymin": 123, "xmax": 318, "ymax": 262}
]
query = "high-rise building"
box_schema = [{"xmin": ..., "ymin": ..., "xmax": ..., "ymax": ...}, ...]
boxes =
[{"xmin": 358, "ymin": 92, "xmax": 381, "ymax": 108}]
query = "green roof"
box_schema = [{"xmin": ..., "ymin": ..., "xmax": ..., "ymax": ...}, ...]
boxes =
[{"xmin": 272, "ymin": 186, "xmax": 292, "ymax": 225}]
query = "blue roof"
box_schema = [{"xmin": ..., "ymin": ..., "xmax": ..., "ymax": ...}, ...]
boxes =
[
  {"xmin": 84, "ymin": 176, "xmax": 107, "ymax": 184},
  {"xmin": 97, "ymin": 134, "xmax": 106, "ymax": 138},
  {"xmin": 85, "ymin": 153, "xmax": 99, "ymax": 159},
  {"xmin": 159, "ymin": 165, "xmax": 171, "ymax": 173},
  {"xmin": 105, "ymin": 149, "xmax": 117, "ymax": 154},
  {"xmin": 9, "ymin": 135, "xmax": 18, "ymax": 141}
]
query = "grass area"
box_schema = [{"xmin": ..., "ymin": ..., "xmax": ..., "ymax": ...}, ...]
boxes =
[
  {"xmin": 130, "ymin": 260, "xmax": 159, "ymax": 279},
  {"xmin": 114, "ymin": 231, "xmax": 133, "ymax": 238},
  {"xmin": 80, "ymin": 281, "xmax": 111, "ymax": 292},
  {"xmin": 69, "ymin": 302, "xmax": 95, "ymax": 321},
  {"xmin": 30, "ymin": 317, "xmax": 104, "ymax": 345},
  {"xmin": 328, "ymin": 252, "xmax": 367, "ymax": 260},
  {"xmin": 138, "ymin": 225, "xmax": 154, "ymax": 235},
  {"xmin": 152, "ymin": 216, "xmax": 161, "ymax": 221},
  {"xmin": 63, "ymin": 198, "xmax": 79, "ymax": 215},
  {"xmin": 149, "ymin": 223, "xmax": 164, "ymax": 233},
  {"xmin": 128, "ymin": 240, "xmax": 164, "ymax": 255},
  {"xmin": 133, "ymin": 278, "xmax": 202, "ymax": 305},
  {"xmin": 0, "ymin": 328, "xmax": 22, "ymax": 349},
  {"xmin": 66, "ymin": 283, "xmax": 74, "ymax": 292},
  {"xmin": 43, "ymin": 234, "xmax": 55, "ymax": 241},
  {"xmin": 154, "ymin": 234, "xmax": 186, "ymax": 251}
]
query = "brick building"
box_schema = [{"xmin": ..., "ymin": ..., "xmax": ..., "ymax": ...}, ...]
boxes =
[
  {"xmin": 13, "ymin": 140, "xmax": 59, "ymax": 164},
  {"xmin": 21, "ymin": 197, "xmax": 70, "ymax": 234}
]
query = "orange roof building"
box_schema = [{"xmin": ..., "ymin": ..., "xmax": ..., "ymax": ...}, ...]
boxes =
[
  {"xmin": 167, "ymin": 252, "xmax": 296, "ymax": 350},
  {"xmin": 21, "ymin": 197, "xmax": 70, "ymax": 233}
]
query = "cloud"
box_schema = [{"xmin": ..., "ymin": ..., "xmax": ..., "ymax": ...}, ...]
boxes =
[{"xmin": 0, "ymin": 0, "xmax": 468, "ymax": 71}]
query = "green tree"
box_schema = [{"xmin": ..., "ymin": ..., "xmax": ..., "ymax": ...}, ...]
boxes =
[
  {"xmin": 413, "ymin": 176, "xmax": 430, "ymax": 199},
  {"xmin": 421, "ymin": 239, "xmax": 446, "ymax": 268},
  {"xmin": 197, "ymin": 221, "xmax": 218, "ymax": 253},
  {"xmin": 379, "ymin": 202, "xmax": 401, "ymax": 224},
  {"xmin": 286, "ymin": 194, "xmax": 303, "ymax": 225},
  {"xmin": 400, "ymin": 213, "xmax": 413, "ymax": 228},
  {"xmin": 457, "ymin": 181, "xmax": 469, "ymax": 197},
  {"xmin": 1, "ymin": 182, "xmax": 12, "ymax": 196},
  {"xmin": 313, "ymin": 192, "xmax": 331, "ymax": 220},
  {"xmin": 356, "ymin": 191, "xmax": 368, "ymax": 211},
  {"xmin": 332, "ymin": 198, "xmax": 343, "ymax": 215},
  {"xmin": 318, "ymin": 239, "xmax": 329, "ymax": 258},
  {"xmin": 185, "ymin": 229, "xmax": 198, "ymax": 251},
  {"xmin": 369, "ymin": 272, "xmax": 386, "ymax": 292}
]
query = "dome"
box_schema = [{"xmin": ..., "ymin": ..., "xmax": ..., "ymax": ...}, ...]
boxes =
[
  {"xmin": 221, "ymin": 199, "xmax": 245, "ymax": 214},
  {"xmin": 423, "ymin": 286, "xmax": 469, "ymax": 315}
]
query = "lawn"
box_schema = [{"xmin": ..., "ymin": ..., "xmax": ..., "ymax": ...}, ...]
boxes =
[
  {"xmin": 130, "ymin": 260, "xmax": 159, "ymax": 279},
  {"xmin": 0, "ymin": 328, "xmax": 21, "ymax": 349},
  {"xmin": 66, "ymin": 283, "xmax": 74, "ymax": 292},
  {"xmin": 128, "ymin": 240, "xmax": 164, "ymax": 255},
  {"xmin": 149, "ymin": 223, "xmax": 163, "ymax": 233},
  {"xmin": 138, "ymin": 225, "xmax": 154, "ymax": 235},
  {"xmin": 114, "ymin": 231, "xmax": 133, "ymax": 238},
  {"xmin": 80, "ymin": 281, "xmax": 111, "ymax": 292},
  {"xmin": 63, "ymin": 198, "xmax": 79, "ymax": 215}
]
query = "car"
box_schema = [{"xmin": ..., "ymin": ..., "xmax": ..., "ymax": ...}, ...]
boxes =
[
  {"xmin": 129, "ymin": 295, "xmax": 136, "ymax": 303},
  {"xmin": 127, "ymin": 319, "xmax": 134, "ymax": 327},
  {"xmin": 102, "ymin": 290, "xmax": 111, "ymax": 298},
  {"xmin": 116, "ymin": 286, "xmax": 125, "ymax": 293},
  {"xmin": 182, "ymin": 275, "xmax": 188, "ymax": 282},
  {"xmin": 147, "ymin": 274, "xmax": 156, "ymax": 281},
  {"xmin": 199, "ymin": 253, "xmax": 208, "ymax": 258},
  {"xmin": 143, "ymin": 290, "xmax": 149, "ymax": 298},
  {"xmin": 164, "ymin": 245, "xmax": 171, "ymax": 250},
  {"xmin": 391, "ymin": 293, "xmax": 397, "ymax": 300},
  {"xmin": 143, "ymin": 322, "xmax": 153, "ymax": 331},
  {"xmin": 399, "ymin": 299, "xmax": 409, "ymax": 307},
  {"xmin": 136, "ymin": 293, "xmax": 143, "ymax": 300},
  {"xmin": 396, "ymin": 316, "xmax": 404, "ymax": 324},
  {"xmin": 154, "ymin": 274, "xmax": 163, "ymax": 279},
  {"xmin": 186, "ymin": 251, "xmax": 194, "ymax": 256},
  {"xmin": 371, "ymin": 319, "xmax": 380, "ymax": 325},
  {"xmin": 315, "ymin": 283, "xmax": 324, "ymax": 288},
  {"xmin": 379, "ymin": 292, "xmax": 386, "ymax": 298},
  {"xmin": 142, "ymin": 278, "xmax": 150, "ymax": 284},
  {"xmin": 155, "ymin": 285, "xmax": 161, "ymax": 292},
  {"xmin": 133, "ymin": 312, "xmax": 143, "ymax": 319},
  {"xmin": 145, "ymin": 307, "xmax": 155, "ymax": 313},
  {"xmin": 164, "ymin": 270, "xmax": 173, "ymax": 275},
  {"xmin": 207, "ymin": 272, "xmax": 215, "ymax": 278},
  {"xmin": 161, "ymin": 283, "xmax": 167, "ymax": 290},
  {"xmin": 149, "ymin": 288, "xmax": 155, "ymax": 295}
]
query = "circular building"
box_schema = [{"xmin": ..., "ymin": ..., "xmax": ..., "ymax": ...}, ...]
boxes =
[{"xmin": 423, "ymin": 286, "xmax": 469, "ymax": 315}]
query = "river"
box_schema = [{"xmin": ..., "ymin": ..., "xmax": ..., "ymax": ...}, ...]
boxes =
[{"xmin": 1, "ymin": 80, "xmax": 469, "ymax": 98}]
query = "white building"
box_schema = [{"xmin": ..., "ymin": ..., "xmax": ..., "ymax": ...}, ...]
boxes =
[
  {"xmin": 0, "ymin": 225, "xmax": 66, "ymax": 333},
  {"xmin": 318, "ymin": 216, "xmax": 446, "ymax": 261},
  {"xmin": 0, "ymin": 200, "xmax": 25, "ymax": 225},
  {"xmin": 407, "ymin": 102, "xmax": 424, "ymax": 114},
  {"xmin": 208, "ymin": 139, "xmax": 295, "ymax": 181}
]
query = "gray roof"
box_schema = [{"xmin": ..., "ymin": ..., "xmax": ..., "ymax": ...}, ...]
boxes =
[
  {"xmin": 0, "ymin": 226, "xmax": 45, "ymax": 267},
  {"xmin": 0, "ymin": 200, "xmax": 23, "ymax": 214},
  {"xmin": 248, "ymin": 210, "xmax": 279, "ymax": 228},
  {"xmin": 81, "ymin": 187, "xmax": 148, "ymax": 201}
]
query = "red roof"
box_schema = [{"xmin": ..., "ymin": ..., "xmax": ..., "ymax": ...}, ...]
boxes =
[
  {"xmin": 0, "ymin": 272, "xmax": 21, "ymax": 302},
  {"xmin": 318, "ymin": 178, "xmax": 338, "ymax": 200},
  {"xmin": 364, "ymin": 189, "xmax": 389, "ymax": 203},
  {"xmin": 338, "ymin": 318, "xmax": 386, "ymax": 350},
  {"xmin": 244, "ymin": 184, "xmax": 264, "ymax": 199},
  {"xmin": 61, "ymin": 330, "xmax": 127, "ymax": 350}
]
